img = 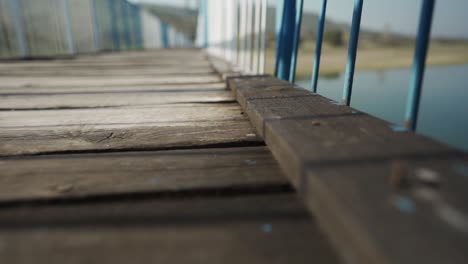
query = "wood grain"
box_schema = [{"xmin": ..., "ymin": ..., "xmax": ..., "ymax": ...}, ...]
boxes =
[
  {"xmin": 0, "ymin": 67, "xmax": 216, "ymax": 77},
  {"xmin": 0, "ymin": 147, "xmax": 287, "ymax": 202},
  {"xmin": 0, "ymin": 75, "xmax": 221, "ymax": 88},
  {"xmin": 0, "ymin": 91, "xmax": 234, "ymax": 109},
  {"xmin": 0, "ymin": 104, "xmax": 259, "ymax": 156},
  {"xmin": 0, "ymin": 83, "xmax": 227, "ymax": 95},
  {"xmin": 0, "ymin": 194, "xmax": 339, "ymax": 264}
]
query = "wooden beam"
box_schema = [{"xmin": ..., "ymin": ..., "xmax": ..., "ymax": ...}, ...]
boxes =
[{"xmin": 227, "ymin": 75, "xmax": 468, "ymax": 264}]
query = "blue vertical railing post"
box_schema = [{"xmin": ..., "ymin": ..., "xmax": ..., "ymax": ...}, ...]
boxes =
[
  {"xmin": 274, "ymin": 0, "xmax": 285, "ymax": 77},
  {"xmin": 202, "ymin": 0, "xmax": 209, "ymax": 48},
  {"xmin": 122, "ymin": 0, "xmax": 132, "ymax": 49},
  {"xmin": 9, "ymin": 0, "xmax": 28, "ymax": 57},
  {"xmin": 91, "ymin": 0, "xmax": 101, "ymax": 51},
  {"xmin": 130, "ymin": 3, "xmax": 143, "ymax": 50},
  {"xmin": 275, "ymin": 0, "xmax": 301, "ymax": 81},
  {"xmin": 109, "ymin": 0, "xmax": 120, "ymax": 51},
  {"xmin": 342, "ymin": 0, "xmax": 364, "ymax": 106},
  {"xmin": 62, "ymin": 0, "xmax": 76, "ymax": 55},
  {"xmin": 405, "ymin": 0, "xmax": 436, "ymax": 131},
  {"xmin": 311, "ymin": 0, "xmax": 328, "ymax": 93},
  {"xmin": 288, "ymin": 0, "xmax": 304, "ymax": 83},
  {"xmin": 161, "ymin": 22, "xmax": 169, "ymax": 48}
]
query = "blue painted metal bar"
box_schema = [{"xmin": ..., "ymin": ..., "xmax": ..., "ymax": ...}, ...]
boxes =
[
  {"xmin": 274, "ymin": 0, "xmax": 285, "ymax": 77},
  {"xmin": 122, "ymin": 0, "xmax": 132, "ymax": 49},
  {"xmin": 130, "ymin": 3, "xmax": 143, "ymax": 50},
  {"xmin": 311, "ymin": 0, "xmax": 328, "ymax": 93},
  {"xmin": 161, "ymin": 22, "xmax": 169, "ymax": 48},
  {"xmin": 0, "ymin": 20, "xmax": 4, "ymax": 53},
  {"xmin": 405, "ymin": 0, "xmax": 436, "ymax": 131},
  {"xmin": 288, "ymin": 0, "xmax": 304, "ymax": 83},
  {"xmin": 91, "ymin": 0, "xmax": 101, "ymax": 51},
  {"xmin": 202, "ymin": 0, "xmax": 209, "ymax": 48},
  {"xmin": 342, "ymin": 0, "xmax": 364, "ymax": 106},
  {"xmin": 62, "ymin": 0, "xmax": 75, "ymax": 54},
  {"xmin": 109, "ymin": 0, "xmax": 120, "ymax": 51},
  {"xmin": 275, "ymin": 0, "xmax": 299, "ymax": 81},
  {"xmin": 9, "ymin": 0, "xmax": 28, "ymax": 57}
]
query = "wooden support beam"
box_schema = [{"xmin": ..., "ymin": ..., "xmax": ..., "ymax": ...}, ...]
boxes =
[{"xmin": 227, "ymin": 75, "xmax": 468, "ymax": 264}]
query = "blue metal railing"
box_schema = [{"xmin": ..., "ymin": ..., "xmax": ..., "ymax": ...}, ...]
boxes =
[
  {"xmin": 161, "ymin": 22, "xmax": 170, "ymax": 48},
  {"xmin": 91, "ymin": 0, "xmax": 102, "ymax": 51},
  {"xmin": 1, "ymin": 0, "xmax": 192, "ymax": 58},
  {"xmin": 342, "ymin": 0, "xmax": 363, "ymax": 106},
  {"xmin": 9, "ymin": 0, "xmax": 28, "ymax": 57},
  {"xmin": 109, "ymin": 0, "xmax": 121, "ymax": 51},
  {"xmin": 405, "ymin": 0, "xmax": 436, "ymax": 130},
  {"xmin": 275, "ymin": 0, "xmax": 303, "ymax": 82},
  {"xmin": 274, "ymin": 0, "xmax": 436, "ymax": 131},
  {"xmin": 62, "ymin": 0, "xmax": 75, "ymax": 55},
  {"xmin": 311, "ymin": 0, "xmax": 327, "ymax": 93}
]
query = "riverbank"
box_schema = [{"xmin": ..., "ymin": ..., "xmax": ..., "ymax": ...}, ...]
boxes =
[{"xmin": 265, "ymin": 41, "xmax": 468, "ymax": 79}]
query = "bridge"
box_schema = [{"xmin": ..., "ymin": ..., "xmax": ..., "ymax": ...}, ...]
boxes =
[{"xmin": 0, "ymin": 0, "xmax": 467, "ymax": 264}]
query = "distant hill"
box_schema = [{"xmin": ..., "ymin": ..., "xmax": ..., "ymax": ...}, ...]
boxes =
[
  {"xmin": 142, "ymin": 4, "xmax": 433, "ymax": 45},
  {"xmin": 143, "ymin": 4, "xmax": 198, "ymax": 40}
]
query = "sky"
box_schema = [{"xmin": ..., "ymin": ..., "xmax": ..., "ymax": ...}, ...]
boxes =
[{"xmin": 133, "ymin": 0, "xmax": 468, "ymax": 39}]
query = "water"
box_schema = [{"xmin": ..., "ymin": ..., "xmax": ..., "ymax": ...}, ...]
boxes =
[{"xmin": 297, "ymin": 64, "xmax": 468, "ymax": 152}]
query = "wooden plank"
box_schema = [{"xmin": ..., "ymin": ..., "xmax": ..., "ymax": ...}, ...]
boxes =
[
  {"xmin": 74, "ymin": 49, "xmax": 208, "ymax": 62},
  {"xmin": 0, "ymin": 90, "xmax": 234, "ymax": 109},
  {"xmin": 0, "ymin": 67, "xmax": 216, "ymax": 77},
  {"xmin": 0, "ymin": 60, "xmax": 212, "ymax": 69},
  {"xmin": 0, "ymin": 194, "xmax": 339, "ymax": 264},
  {"xmin": 0, "ymin": 83, "xmax": 227, "ymax": 95},
  {"xmin": 237, "ymin": 85, "xmax": 312, "ymax": 111},
  {"xmin": 303, "ymin": 156, "xmax": 468, "ymax": 264},
  {"xmin": 244, "ymin": 94, "xmax": 353, "ymax": 137},
  {"xmin": 227, "ymin": 75, "xmax": 291, "ymax": 95},
  {"xmin": 227, "ymin": 75, "xmax": 468, "ymax": 264},
  {"xmin": 0, "ymin": 147, "xmax": 287, "ymax": 202},
  {"xmin": 0, "ymin": 75, "xmax": 221, "ymax": 88},
  {"xmin": 0, "ymin": 61, "xmax": 212, "ymax": 68},
  {"xmin": 0, "ymin": 104, "xmax": 260, "ymax": 156},
  {"xmin": 0, "ymin": 50, "xmax": 211, "ymax": 68}
]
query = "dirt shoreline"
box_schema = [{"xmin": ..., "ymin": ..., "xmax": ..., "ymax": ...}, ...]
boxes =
[{"xmin": 265, "ymin": 42, "xmax": 468, "ymax": 79}]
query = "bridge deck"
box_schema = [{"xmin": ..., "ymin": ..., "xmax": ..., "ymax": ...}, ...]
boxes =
[{"xmin": 0, "ymin": 50, "xmax": 339, "ymax": 263}]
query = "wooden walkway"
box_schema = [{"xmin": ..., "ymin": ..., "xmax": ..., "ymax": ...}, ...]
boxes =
[{"xmin": 0, "ymin": 50, "xmax": 339, "ymax": 263}]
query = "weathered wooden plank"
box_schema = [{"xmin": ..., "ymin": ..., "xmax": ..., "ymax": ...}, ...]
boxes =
[
  {"xmin": 303, "ymin": 156, "xmax": 468, "ymax": 264},
  {"xmin": 0, "ymin": 147, "xmax": 287, "ymax": 202},
  {"xmin": 227, "ymin": 75, "xmax": 291, "ymax": 95},
  {"xmin": 245, "ymin": 94, "xmax": 354, "ymax": 138},
  {"xmin": 0, "ymin": 104, "xmax": 259, "ymax": 156},
  {"xmin": 228, "ymin": 75, "xmax": 468, "ymax": 264},
  {"xmin": 0, "ymin": 67, "xmax": 216, "ymax": 77},
  {"xmin": 0, "ymin": 75, "xmax": 221, "ymax": 88},
  {"xmin": 208, "ymin": 56, "xmax": 240, "ymax": 79},
  {"xmin": 75, "ymin": 49, "xmax": 208, "ymax": 62},
  {"xmin": 0, "ymin": 51, "xmax": 211, "ymax": 68},
  {"xmin": 0, "ymin": 83, "xmax": 227, "ymax": 95},
  {"xmin": 237, "ymin": 86, "xmax": 312, "ymax": 112},
  {"xmin": 0, "ymin": 91, "xmax": 233, "ymax": 109},
  {"xmin": 0, "ymin": 194, "xmax": 339, "ymax": 264},
  {"xmin": 0, "ymin": 59, "xmax": 212, "ymax": 68}
]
